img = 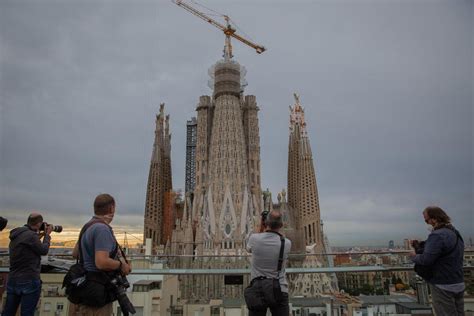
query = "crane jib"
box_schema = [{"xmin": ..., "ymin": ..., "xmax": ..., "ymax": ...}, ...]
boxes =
[{"xmin": 174, "ymin": 0, "xmax": 266, "ymax": 55}]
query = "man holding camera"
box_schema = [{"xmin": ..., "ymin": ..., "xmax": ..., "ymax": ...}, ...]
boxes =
[
  {"xmin": 409, "ymin": 206, "xmax": 465, "ymax": 316},
  {"xmin": 245, "ymin": 210, "xmax": 292, "ymax": 316},
  {"xmin": 2, "ymin": 213, "xmax": 52, "ymax": 316},
  {"xmin": 68, "ymin": 193, "xmax": 131, "ymax": 316}
]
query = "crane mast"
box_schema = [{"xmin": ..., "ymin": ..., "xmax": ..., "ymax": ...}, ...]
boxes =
[{"xmin": 173, "ymin": 0, "xmax": 266, "ymax": 59}]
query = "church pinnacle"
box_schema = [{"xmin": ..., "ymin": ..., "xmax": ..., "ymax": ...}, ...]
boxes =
[{"xmin": 287, "ymin": 93, "xmax": 324, "ymax": 248}]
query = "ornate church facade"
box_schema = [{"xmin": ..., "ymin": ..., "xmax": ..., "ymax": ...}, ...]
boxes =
[{"xmin": 143, "ymin": 55, "xmax": 336, "ymax": 300}]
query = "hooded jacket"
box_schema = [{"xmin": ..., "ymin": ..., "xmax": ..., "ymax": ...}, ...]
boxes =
[{"xmin": 8, "ymin": 225, "xmax": 51, "ymax": 280}]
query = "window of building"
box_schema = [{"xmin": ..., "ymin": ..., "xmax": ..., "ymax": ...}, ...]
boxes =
[
  {"xmin": 133, "ymin": 284, "xmax": 148, "ymax": 292},
  {"xmin": 44, "ymin": 303, "xmax": 51, "ymax": 312},
  {"xmin": 211, "ymin": 306, "xmax": 220, "ymax": 316},
  {"xmin": 171, "ymin": 306, "xmax": 183, "ymax": 316}
]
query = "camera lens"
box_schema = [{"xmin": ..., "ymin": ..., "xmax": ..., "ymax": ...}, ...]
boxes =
[{"xmin": 40, "ymin": 223, "xmax": 63, "ymax": 233}]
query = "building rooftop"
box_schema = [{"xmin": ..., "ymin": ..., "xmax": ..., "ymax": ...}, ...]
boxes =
[
  {"xmin": 395, "ymin": 301, "xmax": 432, "ymax": 310},
  {"xmin": 133, "ymin": 280, "xmax": 162, "ymax": 286},
  {"xmin": 289, "ymin": 297, "xmax": 331, "ymax": 307},
  {"xmin": 358, "ymin": 294, "xmax": 415, "ymax": 305},
  {"xmin": 221, "ymin": 298, "xmax": 244, "ymax": 308}
]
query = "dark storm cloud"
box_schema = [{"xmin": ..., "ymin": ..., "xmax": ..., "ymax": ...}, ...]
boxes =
[{"xmin": 1, "ymin": 0, "xmax": 472, "ymax": 245}]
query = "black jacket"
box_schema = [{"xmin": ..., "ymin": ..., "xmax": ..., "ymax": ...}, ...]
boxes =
[{"xmin": 8, "ymin": 225, "xmax": 51, "ymax": 280}]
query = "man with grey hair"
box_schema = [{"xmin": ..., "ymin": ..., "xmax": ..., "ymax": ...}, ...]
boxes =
[{"xmin": 246, "ymin": 210, "xmax": 292, "ymax": 316}]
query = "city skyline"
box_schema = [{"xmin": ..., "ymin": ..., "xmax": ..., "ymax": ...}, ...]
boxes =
[{"xmin": 1, "ymin": 0, "xmax": 472, "ymax": 246}]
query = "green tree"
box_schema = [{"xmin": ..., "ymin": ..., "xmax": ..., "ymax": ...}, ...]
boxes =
[
  {"xmin": 360, "ymin": 284, "xmax": 375, "ymax": 295},
  {"xmin": 375, "ymin": 288, "xmax": 385, "ymax": 295}
]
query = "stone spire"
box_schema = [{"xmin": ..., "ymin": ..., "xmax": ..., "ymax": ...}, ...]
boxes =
[
  {"xmin": 191, "ymin": 56, "xmax": 261, "ymax": 254},
  {"xmin": 287, "ymin": 93, "xmax": 323, "ymax": 248},
  {"xmin": 144, "ymin": 103, "xmax": 173, "ymax": 249}
]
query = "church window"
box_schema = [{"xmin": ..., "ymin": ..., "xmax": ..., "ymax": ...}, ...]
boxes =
[{"xmin": 225, "ymin": 224, "xmax": 231, "ymax": 235}]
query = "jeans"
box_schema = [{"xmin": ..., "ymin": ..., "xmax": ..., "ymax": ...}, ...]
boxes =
[
  {"xmin": 429, "ymin": 284, "xmax": 464, "ymax": 316},
  {"xmin": 2, "ymin": 278, "xmax": 42, "ymax": 316},
  {"xmin": 249, "ymin": 292, "xmax": 289, "ymax": 316}
]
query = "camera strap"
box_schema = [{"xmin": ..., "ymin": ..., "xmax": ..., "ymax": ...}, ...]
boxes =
[
  {"xmin": 266, "ymin": 231, "xmax": 285, "ymax": 275},
  {"xmin": 77, "ymin": 218, "xmax": 109, "ymax": 264}
]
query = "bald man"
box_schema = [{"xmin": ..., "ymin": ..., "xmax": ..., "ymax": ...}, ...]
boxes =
[{"xmin": 2, "ymin": 213, "xmax": 52, "ymax": 316}]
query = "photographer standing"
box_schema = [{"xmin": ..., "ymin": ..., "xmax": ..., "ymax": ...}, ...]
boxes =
[
  {"xmin": 2, "ymin": 213, "xmax": 52, "ymax": 316},
  {"xmin": 245, "ymin": 210, "xmax": 292, "ymax": 316},
  {"xmin": 409, "ymin": 206, "xmax": 465, "ymax": 316},
  {"xmin": 68, "ymin": 193, "xmax": 131, "ymax": 316}
]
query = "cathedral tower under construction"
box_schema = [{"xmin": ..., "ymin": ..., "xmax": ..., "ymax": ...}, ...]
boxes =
[{"xmin": 192, "ymin": 57, "xmax": 262, "ymax": 254}]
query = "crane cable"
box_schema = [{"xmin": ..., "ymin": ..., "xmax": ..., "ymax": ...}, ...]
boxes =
[
  {"xmin": 190, "ymin": 0, "xmax": 224, "ymax": 17},
  {"xmin": 189, "ymin": 0, "xmax": 256, "ymax": 42}
]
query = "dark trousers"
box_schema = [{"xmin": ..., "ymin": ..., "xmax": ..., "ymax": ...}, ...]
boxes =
[
  {"xmin": 249, "ymin": 292, "xmax": 289, "ymax": 316},
  {"xmin": 429, "ymin": 284, "xmax": 464, "ymax": 316},
  {"xmin": 2, "ymin": 278, "xmax": 42, "ymax": 316}
]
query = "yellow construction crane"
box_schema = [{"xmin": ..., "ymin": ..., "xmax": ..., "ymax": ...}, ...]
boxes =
[{"xmin": 173, "ymin": 0, "xmax": 266, "ymax": 60}]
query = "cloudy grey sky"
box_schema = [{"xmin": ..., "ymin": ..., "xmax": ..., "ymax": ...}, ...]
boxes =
[{"xmin": 1, "ymin": 0, "xmax": 472, "ymax": 246}]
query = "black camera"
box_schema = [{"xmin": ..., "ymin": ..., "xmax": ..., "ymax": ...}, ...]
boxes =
[
  {"xmin": 0, "ymin": 217, "xmax": 7, "ymax": 231},
  {"xmin": 261, "ymin": 210, "xmax": 269, "ymax": 222},
  {"xmin": 39, "ymin": 222, "xmax": 63, "ymax": 233},
  {"xmin": 411, "ymin": 240, "xmax": 425, "ymax": 254},
  {"xmin": 109, "ymin": 275, "xmax": 136, "ymax": 315}
]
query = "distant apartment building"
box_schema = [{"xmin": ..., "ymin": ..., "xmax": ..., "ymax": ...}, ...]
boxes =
[
  {"xmin": 388, "ymin": 240, "xmax": 395, "ymax": 249},
  {"xmin": 334, "ymin": 254, "xmax": 351, "ymax": 266}
]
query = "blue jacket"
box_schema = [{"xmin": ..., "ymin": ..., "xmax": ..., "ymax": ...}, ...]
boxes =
[{"xmin": 412, "ymin": 226, "xmax": 464, "ymax": 285}]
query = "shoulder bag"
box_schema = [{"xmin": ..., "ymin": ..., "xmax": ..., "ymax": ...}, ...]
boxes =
[{"xmin": 63, "ymin": 219, "xmax": 117, "ymax": 306}]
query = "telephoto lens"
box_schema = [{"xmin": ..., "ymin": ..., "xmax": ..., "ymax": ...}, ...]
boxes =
[
  {"xmin": 40, "ymin": 222, "xmax": 63, "ymax": 233},
  {"xmin": 51, "ymin": 225, "xmax": 63, "ymax": 233},
  {"xmin": 110, "ymin": 275, "xmax": 136, "ymax": 315}
]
